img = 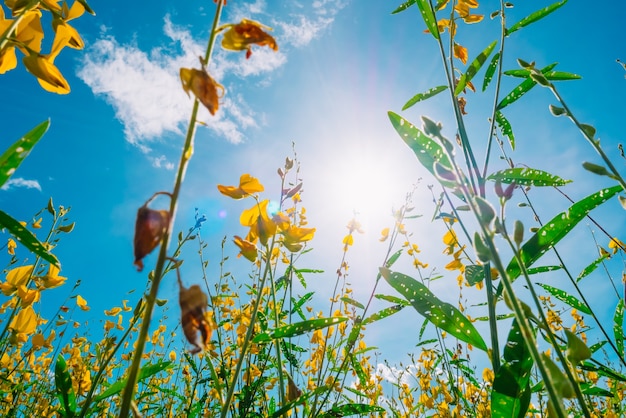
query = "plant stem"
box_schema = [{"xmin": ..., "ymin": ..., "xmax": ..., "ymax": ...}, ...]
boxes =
[{"xmin": 118, "ymin": 2, "xmax": 224, "ymax": 416}]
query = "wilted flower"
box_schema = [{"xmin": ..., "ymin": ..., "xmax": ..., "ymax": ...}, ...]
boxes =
[
  {"xmin": 218, "ymin": 19, "xmax": 278, "ymax": 59},
  {"xmin": 133, "ymin": 194, "xmax": 171, "ymax": 271},
  {"xmin": 180, "ymin": 66, "xmax": 224, "ymax": 115},
  {"xmin": 179, "ymin": 284, "xmax": 213, "ymax": 354}
]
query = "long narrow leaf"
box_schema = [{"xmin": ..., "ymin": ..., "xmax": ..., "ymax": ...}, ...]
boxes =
[
  {"xmin": 537, "ymin": 283, "xmax": 591, "ymax": 315},
  {"xmin": 506, "ymin": 0, "xmax": 568, "ymax": 36},
  {"xmin": 388, "ymin": 111, "xmax": 454, "ymax": 186},
  {"xmin": 318, "ymin": 403, "xmax": 386, "ymax": 417},
  {"xmin": 495, "ymin": 111, "xmax": 515, "ymax": 150},
  {"xmin": 504, "ymin": 69, "xmax": 580, "ymax": 80},
  {"xmin": 487, "ymin": 167, "xmax": 571, "ymax": 186},
  {"xmin": 253, "ymin": 317, "xmax": 347, "ymax": 342},
  {"xmin": 403, "ymin": 85, "xmax": 447, "ymax": 110},
  {"xmin": 482, "ymin": 51, "xmax": 500, "ymax": 91},
  {"xmin": 415, "ymin": 0, "xmax": 439, "ymax": 39},
  {"xmin": 0, "ymin": 209, "xmax": 60, "ymax": 267},
  {"xmin": 577, "ymin": 253, "xmax": 609, "ymax": 282},
  {"xmin": 93, "ymin": 360, "xmax": 173, "ymax": 402},
  {"xmin": 614, "ymin": 300, "xmax": 624, "ymax": 359},
  {"xmin": 362, "ymin": 304, "xmax": 405, "ymax": 325},
  {"xmin": 380, "ymin": 268, "xmax": 488, "ymax": 351},
  {"xmin": 497, "ymin": 63, "xmax": 558, "ymax": 110},
  {"xmin": 505, "ymin": 185, "xmax": 622, "ymax": 285},
  {"xmin": 0, "ymin": 120, "xmax": 50, "ymax": 188},
  {"xmin": 455, "ymin": 40, "xmax": 497, "ymax": 95},
  {"xmin": 391, "ymin": 0, "xmax": 415, "ymax": 14}
]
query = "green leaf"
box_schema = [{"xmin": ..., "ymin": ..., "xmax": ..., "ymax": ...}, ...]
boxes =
[
  {"xmin": 350, "ymin": 354, "xmax": 369, "ymax": 388},
  {"xmin": 0, "ymin": 209, "xmax": 60, "ymax": 267},
  {"xmin": 487, "ymin": 167, "xmax": 571, "ymax": 187},
  {"xmin": 0, "ymin": 120, "xmax": 49, "ymax": 188},
  {"xmin": 482, "ymin": 51, "xmax": 500, "ymax": 91},
  {"xmin": 580, "ymin": 360, "xmax": 626, "ymax": 382},
  {"xmin": 577, "ymin": 253, "xmax": 608, "ymax": 282},
  {"xmin": 580, "ymin": 123, "xmax": 596, "ymax": 139},
  {"xmin": 415, "ymin": 0, "xmax": 440, "ymax": 40},
  {"xmin": 504, "ymin": 185, "xmax": 622, "ymax": 287},
  {"xmin": 492, "ymin": 318, "xmax": 534, "ymax": 418},
  {"xmin": 340, "ymin": 296, "xmax": 364, "ymax": 310},
  {"xmin": 362, "ymin": 304, "xmax": 405, "ymax": 325},
  {"xmin": 93, "ymin": 360, "xmax": 173, "ymax": 402},
  {"xmin": 537, "ymin": 283, "xmax": 591, "ymax": 315},
  {"xmin": 374, "ymin": 294, "xmax": 410, "ymax": 306},
  {"xmin": 291, "ymin": 291, "xmax": 314, "ymax": 320},
  {"xmin": 506, "ymin": 0, "xmax": 568, "ymax": 36},
  {"xmin": 495, "ymin": 111, "xmax": 515, "ymax": 150},
  {"xmin": 497, "ymin": 63, "xmax": 558, "ymax": 110},
  {"xmin": 549, "ymin": 104, "xmax": 568, "ymax": 117},
  {"xmin": 388, "ymin": 112, "xmax": 454, "ymax": 185},
  {"xmin": 55, "ymin": 355, "xmax": 77, "ymax": 418},
  {"xmin": 526, "ymin": 266, "xmax": 562, "ymax": 275},
  {"xmin": 464, "ymin": 264, "xmax": 485, "ymax": 286},
  {"xmin": 455, "ymin": 40, "xmax": 497, "ymax": 96},
  {"xmin": 580, "ymin": 383, "xmax": 613, "ymax": 397},
  {"xmin": 402, "ymin": 85, "xmax": 447, "ymax": 110},
  {"xmin": 318, "ymin": 403, "xmax": 386, "ymax": 417},
  {"xmin": 582, "ymin": 162, "xmax": 613, "ymax": 178},
  {"xmin": 614, "ymin": 299, "xmax": 624, "ymax": 359},
  {"xmin": 505, "ymin": 69, "xmax": 580, "ymax": 81},
  {"xmin": 380, "ymin": 268, "xmax": 488, "ymax": 351},
  {"xmin": 391, "ymin": 0, "xmax": 415, "ymax": 14},
  {"xmin": 270, "ymin": 386, "xmax": 330, "ymax": 417},
  {"xmin": 253, "ymin": 317, "xmax": 348, "ymax": 342}
]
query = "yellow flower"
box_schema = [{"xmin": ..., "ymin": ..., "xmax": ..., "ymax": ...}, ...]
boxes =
[
  {"xmin": 180, "ymin": 67, "xmax": 224, "ymax": 115},
  {"xmin": 217, "ymin": 174, "xmax": 264, "ymax": 199},
  {"xmin": 454, "ymin": 2, "xmax": 483, "ymax": 24},
  {"xmin": 379, "ymin": 227, "xmax": 389, "ymax": 242},
  {"xmin": 169, "ymin": 350, "xmax": 177, "ymax": 362},
  {"xmin": 17, "ymin": 285, "xmax": 40, "ymax": 307},
  {"xmin": 10, "ymin": 305, "xmax": 37, "ymax": 335},
  {"xmin": 7, "ymin": 238, "xmax": 16, "ymax": 255},
  {"xmin": 240, "ymin": 199, "xmax": 276, "ymax": 246},
  {"xmin": 76, "ymin": 295, "xmax": 90, "ymax": 311},
  {"xmin": 1, "ymin": 265, "xmax": 34, "ymax": 296},
  {"xmin": 218, "ymin": 19, "xmax": 278, "ymax": 59},
  {"xmin": 104, "ymin": 307, "xmax": 122, "ymax": 316},
  {"xmin": 22, "ymin": 21, "xmax": 73, "ymax": 94},
  {"xmin": 41, "ymin": 264, "xmax": 67, "ymax": 289},
  {"xmin": 609, "ymin": 237, "xmax": 626, "ymax": 254},
  {"xmin": 281, "ymin": 225, "xmax": 316, "ymax": 252},
  {"xmin": 454, "ymin": 43, "xmax": 468, "ymax": 64},
  {"xmin": 233, "ymin": 235, "xmax": 258, "ymax": 262}
]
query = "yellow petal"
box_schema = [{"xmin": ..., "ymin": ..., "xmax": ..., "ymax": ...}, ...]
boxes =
[
  {"xmin": 15, "ymin": 11, "xmax": 44, "ymax": 53},
  {"xmin": 233, "ymin": 235, "xmax": 258, "ymax": 262},
  {"xmin": 22, "ymin": 54, "xmax": 70, "ymax": 94},
  {"xmin": 76, "ymin": 295, "xmax": 90, "ymax": 311},
  {"xmin": 66, "ymin": 0, "xmax": 86, "ymax": 21},
  {"xmin": 0, "ymin": 47, "xmax": 18, "ymax": 74},
  {"xmin": 379, "ymin": 227, "xmax": 390, "ymax": 242},
  {"xmin": 454, "ymin": 43, "xmax": 468, "ymax": 65},
  {"xmin": 10, "ymin": 306, "xmax": 37, "ymax": 335},
  {"xmin": 7, "ymin": 238, "xmax": 17, "ymax": 255},
  {"xmin": 5, "ymin": 265, "xmax": 34, "ymax": 290},
  {"xmin": 217, "ymin": 174, "xmax": 264, "ymax": 199}
]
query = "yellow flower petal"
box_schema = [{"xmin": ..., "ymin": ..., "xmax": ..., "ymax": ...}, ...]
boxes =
[
  {"xmin": 379, "ymin": 227, "xmax": 390, "ymax": 242},
  {"xmin": 233, "ymin": 235, "xmax": 257, "ymax": 262},
  {"xmin": 22, "ymin": 54, "xmax": 70, "ymax": 94},
  {"xmin": 0, "ymin": 47, "xmax": 18, "ymax": 74},
  {"xmin": 7, "ymin": 238, "xmax": 17, "ymax": 255},
  {"xmin": 76, "ymin": 295, "xmax": 90, "ymax": 311},
  {"xmin": 10, "ymin": 305, "xmax": 37, "ymax": 335},
  {"xmin": 217, "ymin": 174, "xmax": 264, "ymax": 199},
  {"xmin": 454, "ymin": 43, "xmax": 468, "ymax": 65}
]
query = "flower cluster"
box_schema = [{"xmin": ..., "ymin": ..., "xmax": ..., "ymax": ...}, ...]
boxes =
[{"xmin": 0, "ymin": 0, "xmax": 94, "ymax": 93}]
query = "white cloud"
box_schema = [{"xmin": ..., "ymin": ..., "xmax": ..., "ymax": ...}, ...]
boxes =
[
  {"xmin": 77, "ymin": 16, "xmax": 281, "ymax": 152},
  {"xmin": 277, "ymin": 16, "xmax": 333, "ymax": 48},
  {"xmin": 150, "ymin": 155, "xmax": 175, "ymax": 170},
  {"xmin": 77, "ymin": 2, "xmax": 349, "ymax": 155},
  {"xmin": 1, "ymin": 178, "xmax": 42, "ymax": 191}
]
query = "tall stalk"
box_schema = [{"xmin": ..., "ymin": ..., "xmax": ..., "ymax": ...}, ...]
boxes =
[{"xmin": 118, "ymin": 2, "xmax": 225, "ymax": 416}]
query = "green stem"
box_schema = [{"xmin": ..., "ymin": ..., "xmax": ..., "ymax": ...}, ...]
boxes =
[
  {"xmin": 220, "ymin": 237, "xmax": 276, "ymax": 418},
  {"xmin": 118, "ymin": 2, "xmax": 224, "ymax": 417},
  {"xmin": 481, "ymin": 0, "xmax": 507, "ymax": 181}
]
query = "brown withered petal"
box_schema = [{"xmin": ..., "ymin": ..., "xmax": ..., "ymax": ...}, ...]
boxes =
[
  {"xmin": 179, "ymin": 284, "xmax": 212, "ymax": 354},
  {"xmin": 180, "ymin": 67, "xmax": 224, "ymax": 115},
  {"xmin": 134, "ymin": 206, "xmax": 170, "ymax": 271}
]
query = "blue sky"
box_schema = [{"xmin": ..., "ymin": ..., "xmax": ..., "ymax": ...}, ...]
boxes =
[{"xmin": 2, "ymin": 0, "xmax": 626, "ymax": 377}]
